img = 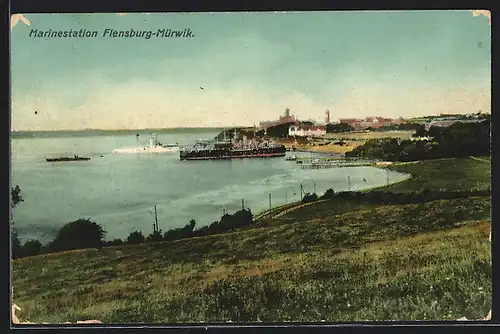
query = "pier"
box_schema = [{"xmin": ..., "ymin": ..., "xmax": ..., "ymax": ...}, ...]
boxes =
[
  {"xmin": 300, "ymin": 161, "xmax": 375, "ymax": 169},
  {"xmin": 290, "ymin": 156, "xmax": 387, "ymax": 169}
]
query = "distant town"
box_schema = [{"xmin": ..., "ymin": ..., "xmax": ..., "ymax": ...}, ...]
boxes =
[
  {"xmin": 256, "ymin": 108, "xmax": 488, "ymax": 138},
  {"xmin": 10, "ymin": 108, "xmax": 488, "ymax": 139}
]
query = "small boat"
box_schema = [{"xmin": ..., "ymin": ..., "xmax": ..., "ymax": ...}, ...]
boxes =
[
  {"xmin": 46, "ymin": 155, "xmax": 91, "ymax": 162},
  {"xmin": 285, "ymin": 155, "xmax": 297, "ymax": 161},
  {"xmin": 113, "ymin": 135, "xmax": 180, "ymax": 154}
]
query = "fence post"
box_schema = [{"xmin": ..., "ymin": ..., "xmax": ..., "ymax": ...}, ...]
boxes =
[{"xmin": 268, "ymin": 193, "xmax": 272, "ymax": 218}]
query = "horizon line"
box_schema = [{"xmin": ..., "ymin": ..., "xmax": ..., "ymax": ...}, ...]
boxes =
[
  {"xmin": 10, "ymin": 126, "xmax": 233, "ymax": 133},
  {"xmin": 11, "ymin": 111, "xmax": 490, "ymax": 133}
]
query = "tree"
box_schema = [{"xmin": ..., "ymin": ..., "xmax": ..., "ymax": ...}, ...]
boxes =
[
  {"xmin": 412, "ymin": 124, "xmax": 427, "ymax": 137},
  {"xmin": 11, "ymin": 185, "xmax": 24, "ymax": 209},
  {"xmin": 188, "ymin": 219, "xmax": 196, "ymax": 231},
  {"xmin": 347, "ymin": 121, "xmax": 490, "ymax": 161},
  {"xmin": 264, "ymin": 122, "xmax": 296, "ymax": 138},
  {"xmin": 302, "ymin": 192, "xmax": 318, "ymax": 203},
  {"xmin": 49, "ymin": 218, "xmax": 106, "ymax": 252},
  {"xmin": 105, "ymin": 238, "xmax": 125, "ymax": 247},
  {"xmin": 19, "ymin": 239, "xmax": 42, "ymax": 257},
  {"xmin": 127, "ymin": 231, "xmax": 145, "ymax": 244},
  {"xmin": 11, "ymin": 185, "xmax": 24, "ymax": 259},
  {"xmin": 146, "ymin": 230, "xmax": 163, "ymax": 243},
  {"xmin": 325, "ymin": 123, "xmax": 354, "ymax": 133},
  {"xmin": 321, "ymin": 188, "xmax": 335, "ymax": 199}
]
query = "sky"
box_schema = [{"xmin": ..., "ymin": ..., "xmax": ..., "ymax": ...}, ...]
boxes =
[{"xmin": 11, "ymin": 10, "xmax": 491, "ymax": 131}]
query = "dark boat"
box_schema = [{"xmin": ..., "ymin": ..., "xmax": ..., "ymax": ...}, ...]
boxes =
[
  {"xmin": 46, "ymin": 155, "xmax": 91, "ymax": 162},
  {"xmin": 180, "ymin": 134, "xmax": 286, "ymax": 161}
]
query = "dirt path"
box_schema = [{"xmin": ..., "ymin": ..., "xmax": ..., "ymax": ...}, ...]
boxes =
[{"xmin": 469, "ymin": 156, "xmax": 490, "ymax": 163}]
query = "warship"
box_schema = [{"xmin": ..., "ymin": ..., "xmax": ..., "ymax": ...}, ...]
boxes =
[
  {"xmin": 46, "ymin": 155, "xmax": 91, "ymax": 162},
  {"xmin": 179, "ymin": 130, "xmax": 286, "ymax": 161}
]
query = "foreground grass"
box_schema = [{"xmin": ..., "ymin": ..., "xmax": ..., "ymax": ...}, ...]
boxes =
[
  {"xmin": 381, "ymin": 157, "xmax": 491, "ymax": 193},
  {"xmin": 12, "ymin": 195, "xmax": 491, "ymax": 323},
  {"xmin": 12, "ymin": 157, "xmax": 491, "ymax": 323}
]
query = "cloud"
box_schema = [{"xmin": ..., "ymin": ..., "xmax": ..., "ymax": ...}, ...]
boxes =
[
  {"xmin": 10, "ymin": 20, "xmax": 492, "ymax": 131},
  {"xmin": 12, "ymin": 30, "xmax": 492, "ymax": 131},
  {"xmin": 11, "ymin": 14, "xmax": 30, "ymax": 28},
  {"xmin": 471, "ymin": 10, "xmax": 491, "ymax": 25},
  {"xmin": 11, "ymin": 68, "xmax": 491, "ymax": 131}
]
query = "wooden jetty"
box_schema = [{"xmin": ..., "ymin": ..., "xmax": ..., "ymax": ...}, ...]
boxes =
[{"xmin": 300, "ymin": 161, "xmax": 378, "ymax": 169}]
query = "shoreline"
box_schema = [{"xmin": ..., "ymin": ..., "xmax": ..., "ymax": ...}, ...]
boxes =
[
  {"xmin": 281, "ymin": 142, "xmax": 360, "ymax": 155},
  {"xmin": 253, "ymin": 168, "xmax": 412, "ymax": 220}
]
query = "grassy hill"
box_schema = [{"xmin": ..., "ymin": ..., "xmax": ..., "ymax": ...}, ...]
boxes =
[{"xmin": 11, "ymin": 157, "xmax": 491, "ymax": 323}]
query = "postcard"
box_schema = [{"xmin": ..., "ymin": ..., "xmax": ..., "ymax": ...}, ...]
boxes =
[{"xmin": 10, "ymin": 10, "xmax": 491, "ymax": 324}]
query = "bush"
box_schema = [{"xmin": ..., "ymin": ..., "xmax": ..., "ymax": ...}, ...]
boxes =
[
  {"xmin": 321, "ymin": 188, "xmax": 335, "ymax": 199},
  {"xmin": 48, "ymin": 218, "xmax": 106, "ymax": 252},
  {"xmin": 105, "ymin": 238, "xmax": 125, "ymax": 247},
  {"xmin": 12, "ymin": 231, "xmax": 22, "ymax": 259},
  {"xmin": 218, "ymin": 210, "xmax": 253, "ymax": 231},
  {"xmin": 11, "ymin": 185, "xmax": 24, "ymax": 259},
  {"xmin": 347, "ymin": 120, "xmax": 490, "ymax": 161},
  {"xmin": 302, "ymin": 193, "xmax": 318, "ymax": 203},
  {"xmin": 146, "ymin": 230, "xmax": 164, "ymax": 243},
  {"xmin": 19, "ymin": 239, "xmax": 42, "ymax": 257},
  {"xmin": 127, "ymin": 231, "xmax": 145, "ymax": 244},
  {"xmin": 325, "ymin": 123, "xmax": 354, "ymax": 133},
  {"xmin": 11, "ymin": 185, "xmax": 24, "ymax": 209}
]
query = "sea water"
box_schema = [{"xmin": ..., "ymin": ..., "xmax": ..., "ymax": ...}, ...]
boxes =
[{"xmin": 11, "ymin": 130, "xmax": 409, "ymax": 243}]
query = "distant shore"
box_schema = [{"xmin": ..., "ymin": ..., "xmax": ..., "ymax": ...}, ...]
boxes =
[{"xmin": 11, "ymin": 127, "xmax": 225, "ymax": 138}]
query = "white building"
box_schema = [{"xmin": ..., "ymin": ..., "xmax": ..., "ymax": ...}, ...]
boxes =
[{"xmin": 288, "ymin": 125, "xmax": 326, "ymax": 137}]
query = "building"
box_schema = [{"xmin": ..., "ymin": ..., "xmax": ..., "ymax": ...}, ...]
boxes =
[
  {"xmin": 288, "ymin": 125, "xmax": 326, "ymax": 137},
  {"xmin": 325, "ymin": 110, "xmax": 331, "ymax": 125},
  {"xmin": 424, "ymin": 119, "xmax": 487, "ymax": 131},
  {"xmin": 409, "ymin": 136, "xmax": 433, "ymax": 141},
  {"xmin": 259, "ymin": 108, "xmax": 297, "ymax": 128},
  {"xmin": 338, "ymin": 116, "xmax": 406, "ymax": 130}
]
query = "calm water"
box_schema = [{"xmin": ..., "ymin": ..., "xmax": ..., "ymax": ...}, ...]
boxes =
[{"xmin": 11, "ymin": 130, "xmax": 409, "ymax": 243}]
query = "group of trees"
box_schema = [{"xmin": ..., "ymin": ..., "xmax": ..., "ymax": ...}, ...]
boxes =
[
  {"xmin": 325, "ymin": 123, "xmax": 355, "ymax": 133},
  {"xmin": 346, "ymin": 120, "xmax": 490, "ymax": 161},
  {"xmin": 11, "ymin": 185, "xmax": 24, "ymax": 258},
  {"xmin": 192, "ymin": 209, "xmax": 253, "ymax": 236},
  {"xmin": 256, "ymin": 122, "xmax": 296, "ymax": 138},
  {"xmin": 10, "ymin": 185, "xmax": 255, "ymax": 259}
]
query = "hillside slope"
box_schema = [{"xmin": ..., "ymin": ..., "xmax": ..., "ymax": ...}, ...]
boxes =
[{"xmin": 12, "ymin": 157, "xmax": 491, "ymax": 323}]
